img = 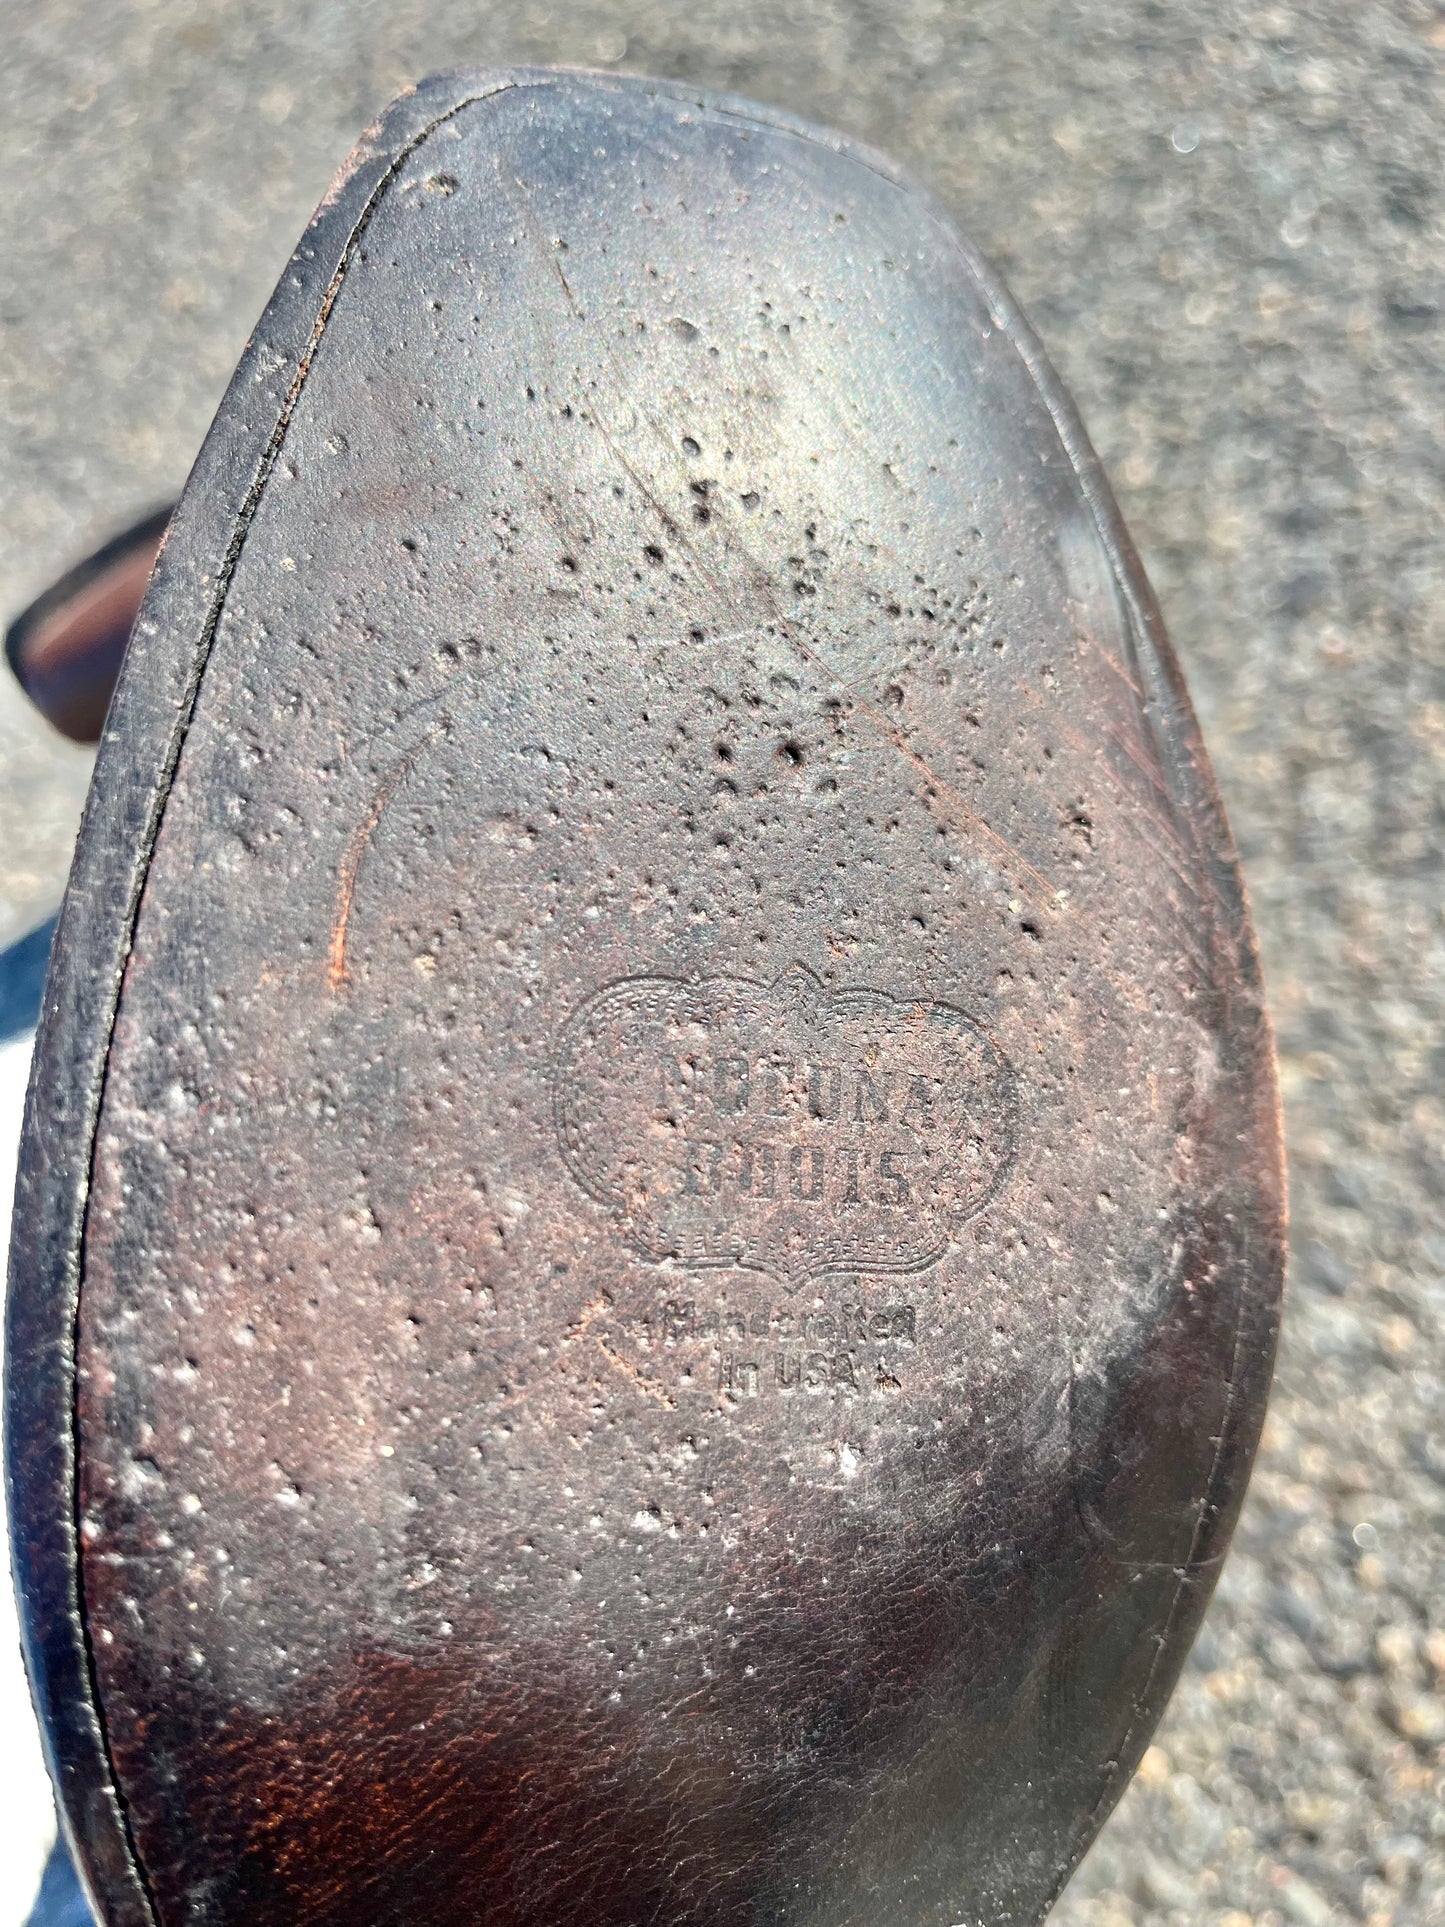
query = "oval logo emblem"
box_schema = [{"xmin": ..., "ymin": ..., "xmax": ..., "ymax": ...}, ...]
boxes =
[{"xmin": 555, "ymin": 963, "xmax": 1018, "ymax": 1285}]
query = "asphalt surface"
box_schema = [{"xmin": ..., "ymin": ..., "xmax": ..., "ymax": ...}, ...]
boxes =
[{"xmin": 1, "ymin": 2, "xmax": 1442, "ymax": 1923}]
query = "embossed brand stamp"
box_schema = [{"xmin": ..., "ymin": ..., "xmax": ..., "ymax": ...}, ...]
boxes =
[
  {"xmin": 554, "ymin": 963, "xmax": 1018, "ymax": 1284},
  {"xmin": 640, "ymin": 1293, "xmax": 920, "ymax": 1400}
]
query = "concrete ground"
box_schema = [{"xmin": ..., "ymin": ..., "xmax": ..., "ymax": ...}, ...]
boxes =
[{"xmin": 1, "ymin": 1, "xmax": 1441, "ymax": 1922}]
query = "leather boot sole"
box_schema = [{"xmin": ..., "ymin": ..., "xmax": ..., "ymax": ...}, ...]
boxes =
[{"xmin": 7, "ymin": 68, "xmax": 1284, "ymax": 1927}]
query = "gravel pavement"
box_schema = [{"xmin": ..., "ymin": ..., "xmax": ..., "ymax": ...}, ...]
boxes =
[{"xmin": 1, "ymin": 3, "xmax": 1441, "ymax": 1923}]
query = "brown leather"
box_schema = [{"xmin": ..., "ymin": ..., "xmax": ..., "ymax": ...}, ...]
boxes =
[
  {"xmin": 4, "ymin": 508, "xmax": 169, "ymax": 742},
  {"xmin": 6, "ymin": 69, "xmax": 1284, "ymax": 1927}
]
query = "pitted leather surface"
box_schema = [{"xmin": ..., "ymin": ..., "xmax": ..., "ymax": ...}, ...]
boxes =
[{"xmin": 45, "ymin": 71, "xmax": 1280, "ymax": 1927}]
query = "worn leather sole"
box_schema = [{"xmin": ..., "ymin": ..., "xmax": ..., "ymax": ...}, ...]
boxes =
[{"xmin": 7, "ymin": 68, "xmax": 1284, "ymax": 1927}]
